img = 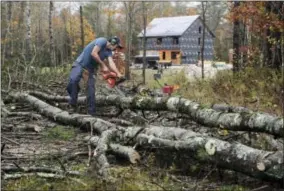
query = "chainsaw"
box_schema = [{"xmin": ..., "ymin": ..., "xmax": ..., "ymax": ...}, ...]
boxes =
[{"xmin": 102, "ymin": 71, "xmax": 126, "ymax": 96}]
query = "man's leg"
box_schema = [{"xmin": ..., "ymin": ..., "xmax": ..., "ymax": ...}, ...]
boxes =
[
  {"xmin": 66, "ymin": 64, "xmax": 82, "ymax": 107},
  {"xmin": 87, "ymin": 71, "xmax": 96, "ymax": 115}
]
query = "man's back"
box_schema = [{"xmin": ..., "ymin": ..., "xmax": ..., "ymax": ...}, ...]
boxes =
[{"xmin": 74, "ymin": 37, "xmax": 112, "ymax": 71}]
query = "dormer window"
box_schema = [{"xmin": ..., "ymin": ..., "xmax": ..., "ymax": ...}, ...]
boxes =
[
  {"xmin": 157, "ymin": 38, "xmax": 162, "ymax": 45},
  {"xmin": 172, "ymin": 37, "xmax": 179, "ymax": 45}
]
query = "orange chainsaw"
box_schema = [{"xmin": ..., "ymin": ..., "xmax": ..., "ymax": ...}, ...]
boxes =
[{"xmin": 102, "ymin": 71, "xmax": 126, "ymax": 96}]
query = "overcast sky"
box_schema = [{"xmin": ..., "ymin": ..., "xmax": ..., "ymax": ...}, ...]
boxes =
[{"xmin": 55, "ymin": 1, "xmax": 201, "ymax": 13}]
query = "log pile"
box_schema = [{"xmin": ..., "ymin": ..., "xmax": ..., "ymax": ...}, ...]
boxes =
[{"xmin": 1, "ymin": 82, "xmax": 283, "ymax": 187}]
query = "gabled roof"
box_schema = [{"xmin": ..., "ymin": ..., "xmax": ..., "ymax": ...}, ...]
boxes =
[{"xmin": 138, "ymin": 15, "xmax": 200, "ymax": 37}]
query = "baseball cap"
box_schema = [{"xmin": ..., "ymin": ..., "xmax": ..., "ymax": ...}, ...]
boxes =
[{"xmin": 110, "ymin": 36, "xmax": 123, "ymax": 48}]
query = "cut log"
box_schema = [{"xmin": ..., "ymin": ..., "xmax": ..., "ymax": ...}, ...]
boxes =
[
  {"xmin": 86, "ymin": 125, "xmax": 284, "ymax": 182},
  {"xmin": 108, "ymin": 118, "xmax": 134, "ymax": 126},
  {"xmin": 28, "ymin": 91, "xmax": 284, "ymax": 138},
  {"xmin": 7, "ymin": 112, "xmax": 42, "ymax": 119},
  {"xmin": 8, "ymin": 91, "xmax": 284, "ymax": 182},
  {"xmin": 92, "ymin": 129, "xmax": 114, "ymax": 177},
  {"xmin": 135, "ymin": 134, "xmax": 283, "ymax": 182},
  {"xmin": 127, "ymin": 127, "xmax": 284, "ymax": 183},
  {"xmin": 84, "ymin": 136, "xmax": 140, "ymax": 164},
  {"xmin": 8, "ymin": 91, "xmax": 116, "ymax": 133}
]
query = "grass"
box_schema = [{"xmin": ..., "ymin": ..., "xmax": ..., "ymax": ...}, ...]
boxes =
[
  {"xmin": 131, "ymin": 67, "xmax": 187, "ymax": 89},
  {"xmin": 42, "ymin": 125, "xmax": 76, "ymax": 141},
  {"xmin": 132, "ymin": 66, "xmax": 283, "ymax": 116},
  {"xmin": 3, "ymin": 163, "xmax": 252, "ymax": 191},
  {"xmin": 3, "ymin": 166, "xmax": 190, "ymax": 191}
]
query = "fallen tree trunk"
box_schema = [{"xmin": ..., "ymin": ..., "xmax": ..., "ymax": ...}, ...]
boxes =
[
  {"xmin": 3, "ymin": 173, "xmax": 66, "ymax": 180},
  {"xmin": 89, "ymin": 125, "xmax": 284, "ymax": 182},
  {"xmin": 28, "ymin": 91, "xmax": 284, "ymax": 138},
  {"xmin": 1, "ymin": 166, "xmax": 81, "ymax": 176},
  {"xmin": 211, "ymin": 103, "xmax": 253, "ymax": 113},
  {"xmin": 7, "ymin": 91, "xmax": 284, "ymax": 182}
]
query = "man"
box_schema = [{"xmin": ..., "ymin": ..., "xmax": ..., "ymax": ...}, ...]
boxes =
[{"xmin": 66, "ymin": 36, "xmax": 124, "ymax": 116}]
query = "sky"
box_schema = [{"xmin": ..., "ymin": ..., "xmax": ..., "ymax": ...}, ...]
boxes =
[{"xmin": 55, "ymin": 1, "xmax": 201, "ymax": 13}]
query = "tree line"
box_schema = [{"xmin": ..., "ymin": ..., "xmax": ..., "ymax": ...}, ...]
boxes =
[
  {"xmin": 1, "ymin": 2, "xmax": 228, "ymax": 67},
  {"xmin": 1, "ymin": 1, "xmax": 283, "ymax": 73}
]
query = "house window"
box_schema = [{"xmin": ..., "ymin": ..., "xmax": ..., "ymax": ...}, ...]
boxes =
[
  {"xmin": 198, "ymin": 38, "xmax": 201, "ymax": 45},
  {"xmin": 157, "ymin": 38, "xmax": 162, "ymax": 45},
  {"xmin": 162, "ymin": 52, "xmax": 166, "ymax": 60},
  {"xmin": 199, "ymin": 26, "xmax": 202, "ymax": 34},
  {"xmin": 198, "ymin": 52, "xmax": 201, "ymax": 60},
  {"xmin": 172, "ymin": 37, "xmax": 179, "ymax": 45},
  {"xmin": 171, "ymin": 52, "xmax": 177, "ymax": 59},
  {"xmin": 141, "ymin": 38, "xmax": 147, "ymax": 44}
]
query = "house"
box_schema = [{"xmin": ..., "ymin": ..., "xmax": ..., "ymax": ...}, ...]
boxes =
[{"xmin": 137, "ymin": 15, "xmax": 215, "ymax": 65}]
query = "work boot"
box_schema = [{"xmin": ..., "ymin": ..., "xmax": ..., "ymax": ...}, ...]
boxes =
[
  {"xmin": 68, "ymin": 104, "xmax": 78, "ymax": 114},
  {"xmin": 87, "ymin": 111, "xmax": 96, "ymax": 117}
]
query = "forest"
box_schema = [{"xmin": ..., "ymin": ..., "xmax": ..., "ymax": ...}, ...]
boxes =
[{"xmin": 1, "ymin": 1, "xmax": 284, "ymax": 190}]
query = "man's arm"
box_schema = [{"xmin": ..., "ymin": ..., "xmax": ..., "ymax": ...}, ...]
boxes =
[
  {"xmin": 107, "ymin": 56, "xmax": 123, "ymax": 77},
  {"xmin": 91, "ymin": 45, "xmax": 109, "ymax": 72}
]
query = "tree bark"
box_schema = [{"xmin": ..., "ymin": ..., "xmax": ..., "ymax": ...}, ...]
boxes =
[
  {"xmin": 25, "ymin": 1, "xmax": 32, "ymax": 62},
  {"xmin": 142, "ymin": 2, "xmax": 147, "ymax": 84},
  {"xmin": 80, "ymin": 6, "xmax": 85, "ymax": 51},
  {"xmin": 84, "ymin": 135, "xmax": 140, "ymax": 164},
  {"xmin": 201, "ymin": 2, "xmax": 207, "ymax": 79},
  {"xmin": 49, "ymin": 1, "xmax": 56, "ymax": 66},
  {"xmin": 123, "ymin": 2, "xmax": 137, "ymax": 80},
  {"xmin": 131, "ymin": 131, "xmax": 283, "ymax": 183},
  {"xmin": 2, "ymin": 1, "xmax": 13, "ymax": 62},
  {"xmin": 27, "ymin": 91, "xmax": 284, "ymax": 138},
  {"xmin": 233, "ymin": 1, "xmax": 240, "ymax": 72}
]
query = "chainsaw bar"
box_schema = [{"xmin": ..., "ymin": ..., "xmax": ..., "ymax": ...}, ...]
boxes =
[{"xmin": 113, "ymin": 86, "xmax": 126, "ymax": 97}]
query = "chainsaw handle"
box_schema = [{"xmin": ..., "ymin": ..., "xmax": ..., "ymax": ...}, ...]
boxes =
[{"xmin": 102, "ymin": 71, "xmax": 117, "ymax": 79}]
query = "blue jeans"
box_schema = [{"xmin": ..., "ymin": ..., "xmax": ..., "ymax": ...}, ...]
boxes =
[{"xmin": 66, "ymin": 64, "xmax": 96, "ymax": 115}]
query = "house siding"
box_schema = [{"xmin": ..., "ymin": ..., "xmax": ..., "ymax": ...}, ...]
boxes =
[
  {"xmin": 139, "ymin": 37, "xmax": 180, "ymax": 50},
  {"xmin": 180, "ymin": 18, "xmax": 214, "ymax": 64},
  {"xmin": 138, "ymin": 17, "xmax": 214, "ymax": 65}
]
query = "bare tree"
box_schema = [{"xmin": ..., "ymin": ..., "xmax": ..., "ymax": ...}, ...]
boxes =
[
  {"xmin": 142, "ymin": 2, "xmax": 147, "ymax": 84},
  {"xmin": 49, "ymin": 1, "xmax": 56, "ymax": 66},
  {"xmin": 25, "ymin": 1, "xmax": 32, "ymax": 62},
  {"xmin": 106, "ymin": 2, "xmax": 116, "ymax": 38},
  {"xmin": 232, "ymin": 1, "xmax": 240, "ymax": 73},
  {"xmin": 123, "ymin": 2, "xmax": 138, "ymax": 80},
  {"xmin": 201, "ymin": 2, "xmax": 208, "ymax": 79},
  {"xmin": 200, "ymin": 2, "xmax": 228, "ymax": 33},
  {"xmin": 80, "ymin": 5, "xmax": 85, "ymax": 50},
  {"xmin": 2, "ymin": 1, "xmax": 13, "ymax": 63}
]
